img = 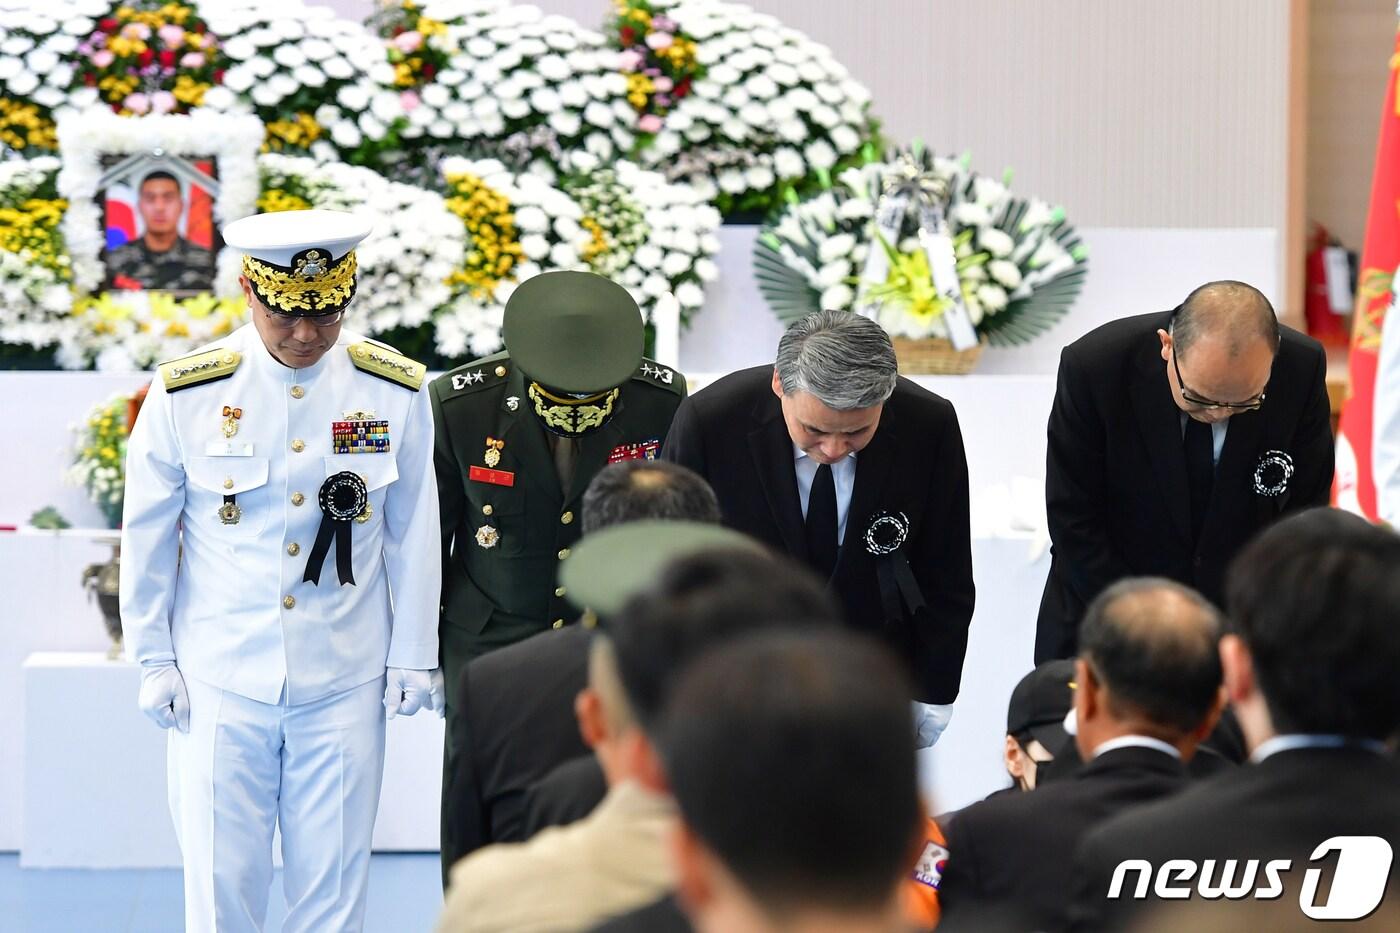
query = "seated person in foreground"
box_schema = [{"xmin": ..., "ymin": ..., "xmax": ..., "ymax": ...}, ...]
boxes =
[
  {"xmin": 439, "ymin": 459, "xmax": 720, "ymax": 884},
  {"xmin": 658, "ymin": 630, "xmax": 928, "ymax": 933},
  {"xmin": 436, "ymin": 530, "xmax": 840, "ymax": 933},
  {"xmin": 938, "ymin": 577, "xmax": 1225, "ymax": 932}
]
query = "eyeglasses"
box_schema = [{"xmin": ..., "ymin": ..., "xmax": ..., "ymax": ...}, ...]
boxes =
[
  {"xmin": 1170, "ymin": 347, "xmax": 1266, "ymax": 412},
  {"xmin": 263, "ymin": 306, "xmax": 344, "ymax": 329}
]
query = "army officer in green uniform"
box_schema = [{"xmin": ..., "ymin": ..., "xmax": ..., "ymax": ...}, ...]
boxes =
[{"xmin": 429, "ymin": 270, "xmax": 687, "ymax": 839}]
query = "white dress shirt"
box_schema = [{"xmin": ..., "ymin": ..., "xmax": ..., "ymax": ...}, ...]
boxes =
[
  {"xmin": 1250, "ymin": 733, "xmax": 1389, "ymax": 764},
  {"xmin": 793, "ymin": 444, "xmax": 857, "ymax": 545},
  {"xmin": 120, "ymin": 324, "xmax": 441, "ymax": 706},
  {"xmin": 1090, "ymin": 734, "xmax": 1183, "ymax": 760}
]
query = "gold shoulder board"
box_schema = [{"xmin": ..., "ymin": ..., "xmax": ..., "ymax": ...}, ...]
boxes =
[
  {"xmin": 348, "ymin": 342, "xmax": 427, "ymax": 391},
  {"xmin": 160, "ymin": 348, "xmax": 242, "ymax": 393}
]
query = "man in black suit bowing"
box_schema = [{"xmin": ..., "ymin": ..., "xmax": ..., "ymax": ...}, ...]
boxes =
[
  {"xmin": 662, "ymin": 309, "xmax": 974, "ymax": 745},
  {"xmin": 937, "ymin": 578, "xmax": 1224, "ymax": 932},
  {"xmin": 1069, "ymin": 509, "xmax": 1400, "ymax": 931},
  {"xmin": 1037, "ymin": 281, "xmax": 1333, "ymax": 662}
]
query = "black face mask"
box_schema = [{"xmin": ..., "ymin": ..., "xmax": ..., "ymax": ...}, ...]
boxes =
[{"xmin": 527, "ymin": 381, "xmax": 620, "ymax": 438}]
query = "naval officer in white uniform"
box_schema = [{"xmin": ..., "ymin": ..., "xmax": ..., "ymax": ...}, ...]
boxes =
[{"xmin": 120, "ymin": 209, "xmax": 443, "ymax": 932}]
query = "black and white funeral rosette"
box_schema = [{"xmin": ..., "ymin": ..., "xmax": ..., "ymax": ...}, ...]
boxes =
[
  {"xmin": 864, "ymin": 510, "xmax": 926, "ymax": 621},
  {"xmin": 1252, "ymin": 450, "xmax": 1294, "ymax": 498},
  {"xmin": 303, "ymin": 471, "xmax": 368, "ymax": 586}
]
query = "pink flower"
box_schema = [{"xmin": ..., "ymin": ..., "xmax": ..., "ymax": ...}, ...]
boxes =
[
  {"xmin": 180, "ymin": 52, "xmax": 205, "ymax": 68},
  {"xmin": 399, "ymin": 89, "xmax": 420, "ymax": 111},
  {"xmin": 653, "ymin": 76, "xmax": 673, "ymax": 93},
  {"xmin": 645, "ymin": 31, "xmax": 674, "ymax": 51},
  {"xmin": 150, "ymin": 90, "xmax": 177, "ymax": 114},
  {"xmin": 617, "ymin": 49, "xmax": 644, "ymax": 71},
  {"xmin": 392, "ymin": 30, "xmax": 423, "ymax": 53},
  {"xmin": 123, "ymin": 92, "xmax": 150, "ymax": 114},
  {"xmin": 639, "ymin": 113, "xmax": 663, "ymax": 133},
  {"xmin": 91, "ymin": 49, "xmax": 115, "ymax": 68},
  {"xmin": 120, "ymin": 22, "xmax": 151, "ymax": 41},
  {"xmin": 157, "ymin": 24, "xmax": 185, "ymax": 47}
]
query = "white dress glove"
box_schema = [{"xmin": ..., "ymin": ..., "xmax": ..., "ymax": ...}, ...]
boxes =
[
  {"xmin": 913, "ymin": 701, "xmax": 954, "ymax": 749},
  {"xmin": 384, "ymin": 667, "xmax": 440, "ymax": 719},
  {"xmin": 138, "ymin": 661, "xmax": 190, "ymax": 733}
]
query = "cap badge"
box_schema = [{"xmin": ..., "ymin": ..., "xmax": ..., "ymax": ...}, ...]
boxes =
[{"xmin": 296, "ymin": 249, "xmax": 326, "ymax": 279}]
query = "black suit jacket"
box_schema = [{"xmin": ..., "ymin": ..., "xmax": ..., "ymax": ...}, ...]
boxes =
[
  {"xmin": 1037, "ymin": 313, "xmax": 1332, "ymax": 661},
  {"xmin": 439, "ymin": 624, "xmax": 590, "ymax": 886},
  {"xmin": 661, "ymin": 366, "xmax": 974, "ymax": 703},
  {"xmin": 939, "ymin": 745, "xmax": 1189, "ymax": 932},
  {"xmin": 521, "ymin": 753, "xmax": 609, "ymax": 839},
  {"xmin": 1070, "ymin": 746, "xmax": 1400, "ymax": 931}
]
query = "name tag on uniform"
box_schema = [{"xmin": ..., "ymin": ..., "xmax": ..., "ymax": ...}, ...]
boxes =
[
  {"xmin": 205, "ymin": 441, "xmax": 254, "ymax": 456},
  {"xmin": 469, "ymin": 465, "xmax": 515, "ymax": 487}
]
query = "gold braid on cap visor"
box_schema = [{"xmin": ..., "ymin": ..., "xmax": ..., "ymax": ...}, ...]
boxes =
[
  {"xmin": 242, "ymin": 249, "xmax": 357, "ymax": 315},
  {"xmin": 528, "ymin": 382, "xmax": 620, "ymax": 436}
]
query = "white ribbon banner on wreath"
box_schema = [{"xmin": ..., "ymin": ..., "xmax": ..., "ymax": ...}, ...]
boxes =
[{"xmin": 855, "ymin": 157, "xmax": 978, "ymax": 351}]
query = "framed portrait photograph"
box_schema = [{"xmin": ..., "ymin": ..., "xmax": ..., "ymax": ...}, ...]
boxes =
[
  {"xmin": 56, "ymin": 109, "xmax": 264, "ymax": 299},
  {"xmin": 100, "ymin": 153, "xmax": 221, "ymax": 295}
]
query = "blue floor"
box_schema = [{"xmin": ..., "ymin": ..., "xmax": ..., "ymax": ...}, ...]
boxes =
[{"xmin": 0, "ymin": 852, "xmax": 443, "ymax": 932}]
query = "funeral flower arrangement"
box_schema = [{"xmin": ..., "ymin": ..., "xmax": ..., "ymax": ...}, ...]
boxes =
[
  {"xmin": 69, "ymin": 390, "xmax": 137, "ymax": 527},
  {"xmin": 431, "ymin": 155, "xmax": 720, "ymax": 360},
  {"xmin": 0, "ymin": 156, "xmax": 73, "ymax": 353},
  {"xmin": 754, "ymin": 145, "xmax": 1088, "ymax": 348},
  {"xmin": 201, "ymin": 0, "xmax": 405, "ymax": 160},
  {"xmin": 626, "ymin": 0, "xmax": 880, "ymax": 217},
  {"xmin": 0, "ymin": 1, "xmax": 103, "ymax": 156},
  {"xmin": 376, "ymin": 0, "xmax": 636, "ymax": 181}
]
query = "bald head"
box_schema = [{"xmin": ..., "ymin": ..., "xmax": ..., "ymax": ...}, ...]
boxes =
[
  {"xmin": 1079, "ymin": 578, "xmax": 1223, "ymax": 735},
  {"xmin": 1172, "ymin": 280, "xmax": 1279, "ymax": 360}
]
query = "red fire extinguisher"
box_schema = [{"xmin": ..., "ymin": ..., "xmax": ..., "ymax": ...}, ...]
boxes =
[{"xmin": 1304, "ymin": 223, "xmax": 1353, "ymax": 347}]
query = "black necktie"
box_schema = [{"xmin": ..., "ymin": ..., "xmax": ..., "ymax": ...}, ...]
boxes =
[
  {"xmin": 805, "ymin": 462, "xmax": 838, "ymax": 578},
  {"xmin": 1184, "ymin": 418, "xmax": 1215, "ymax": 542}
]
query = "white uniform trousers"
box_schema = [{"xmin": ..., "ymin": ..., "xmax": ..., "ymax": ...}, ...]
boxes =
[{"xmin": 167, "ymin": 676, "xmax": 387, "ymax": 933}]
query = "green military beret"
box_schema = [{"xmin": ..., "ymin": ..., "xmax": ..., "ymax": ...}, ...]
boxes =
[
  {"xmin": 502, "ymin": 271, "xmax": 644, "ymax": 394},
  {"xmin": 561, "ymin": 520, "xmax": 762, "ymax": 618}
]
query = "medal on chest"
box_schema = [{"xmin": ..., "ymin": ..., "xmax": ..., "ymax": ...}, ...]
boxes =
[
  {"xmin": 332, "ymin": 410, "xmax": 391, "ymax": 454},
  {"xmin": 221, "ymin": 405, "xmax": 242, "ymax": 438}
]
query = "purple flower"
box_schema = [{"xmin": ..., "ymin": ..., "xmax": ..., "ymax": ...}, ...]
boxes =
[{"xmin": 638, "ymin": 113, "xmax": 663, "ymax": 133}]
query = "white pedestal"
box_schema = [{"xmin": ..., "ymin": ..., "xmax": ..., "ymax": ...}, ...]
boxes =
[{"xmin": 21, "ymin": 652, "xmax": 443, "ymax": 868}]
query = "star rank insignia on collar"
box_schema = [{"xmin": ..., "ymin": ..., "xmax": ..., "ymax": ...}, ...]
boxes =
[
  {"xmin": 451, "ymin": 370, "xmax": 486, "ymax": 391},
  {"xmin": 639, "ymin": 362, "xmax": 674, "ymax": 384}
]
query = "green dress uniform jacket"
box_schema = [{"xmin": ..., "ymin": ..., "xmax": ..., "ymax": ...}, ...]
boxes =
[
  {"xmin": 431, "ymin": 352, "xmax": 687, "ymax": 656},
  {"xmin": 430, "ymin": 351, "xmax": 685, "ymax": 877}
]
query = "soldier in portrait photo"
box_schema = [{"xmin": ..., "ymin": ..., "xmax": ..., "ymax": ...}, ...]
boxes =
[{"xmin": 104, "ymin": 168, "xmax": 216, "ymax": 293}]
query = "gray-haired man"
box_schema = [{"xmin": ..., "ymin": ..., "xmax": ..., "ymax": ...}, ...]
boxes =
[{"xmin": 662, "ymin": 310, "xmax": 974, "ymax": 745}]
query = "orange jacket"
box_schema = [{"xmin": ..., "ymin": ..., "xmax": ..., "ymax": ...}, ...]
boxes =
[{"xmin": 904, "ymin": 817, "xmax": 949, "ymax": 929}]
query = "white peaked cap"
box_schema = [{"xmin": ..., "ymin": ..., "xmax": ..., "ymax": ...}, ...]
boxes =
[{"xmin": 222, "ymin": 209, "xmax": 373, "ymax": 267}]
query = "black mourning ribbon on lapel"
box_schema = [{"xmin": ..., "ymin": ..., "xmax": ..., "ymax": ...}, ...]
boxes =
[
  {"xmin": 304, "ymin": 471, "xmax": 367, "ymax": 586},
  {"xmin": 865, "ymin": 510, "xmax": 925, "ymax": 622}
]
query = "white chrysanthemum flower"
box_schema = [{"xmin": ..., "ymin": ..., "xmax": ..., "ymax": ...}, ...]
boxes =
[
  {"xmin": 979, "ymin": 228, "xmax": 1016, "ymax": 259},
  {"xmin": 820, "ymin": 284, "xmax": 855, "ymax": 310},
  {"xmin": 988, "ymin": 259, "xmax": 1023, "ymax": 289}
]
